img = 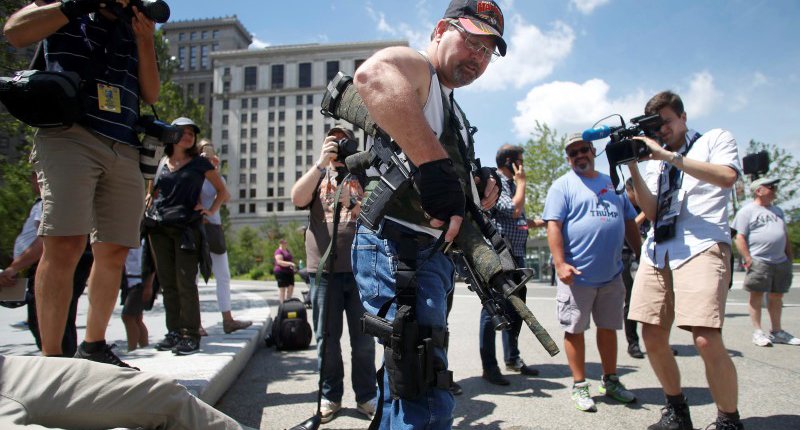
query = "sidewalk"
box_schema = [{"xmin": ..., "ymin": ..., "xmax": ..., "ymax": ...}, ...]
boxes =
[{"xmin": 0, "ymin": 280, "xmax": 272, "ymax": 406}]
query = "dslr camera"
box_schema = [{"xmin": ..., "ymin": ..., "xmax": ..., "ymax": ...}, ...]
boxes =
[
  {"xmin": 582, "ymin": 113, "xmax": 664, "ymax": 192},
  {"xmin": 335, "ymin": 138, "xmax": 359, "ymax": 163},
  {"xmin": 110, "ymin": 0, "xmax": 171, "ymax": 24},
  {"xmin": 137, "ymin": 115, "xmax": 182, "ymax": 179}
]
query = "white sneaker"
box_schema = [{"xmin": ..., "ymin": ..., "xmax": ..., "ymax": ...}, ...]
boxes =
[
  {"xmin": 571, "ymin": 381, "xmax": 597, "ymax": 412},
  {"xmin": 319, "ymin": 398, "xmax": 341, "ymax": 423},
  {"xmin": 752, "ymin": 330, "xmax": 773, "ymax": 347},
  {"xmin": 356, "ymin": 397, "xmax": 377, "ymax": 419},
  {"xmin": 770, "ymin": 330, "xmax": 800, "ymax": 346}
]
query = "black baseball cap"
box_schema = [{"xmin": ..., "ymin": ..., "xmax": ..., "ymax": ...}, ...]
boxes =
[{"xmin": 444, "ymin": 0, "xmax": 507, "ymax": 56}]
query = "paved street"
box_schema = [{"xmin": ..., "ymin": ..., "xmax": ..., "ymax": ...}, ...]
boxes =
[
  {"xmin": 216, "ymin": 273, "xmax": 800, "ymax": 430},
  {"xmin": 2, "ymin": 272, "xmax": 799, "ymax": 429}
]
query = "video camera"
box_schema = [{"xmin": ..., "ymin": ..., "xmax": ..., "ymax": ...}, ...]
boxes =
[
  {"xmin": 582, "ymin": 113, "xmax": 664, "ymax": 192},
  {"xmin": 110, "ymin": 0, "xmax": 171, "ymax": 24},
  {"xmin": 137, "ymin": 115, "xmax": 181, "ymax": 179},
  {"xmin": 742, "ymin": 151, "xmax": 770, "ymax": 180}
]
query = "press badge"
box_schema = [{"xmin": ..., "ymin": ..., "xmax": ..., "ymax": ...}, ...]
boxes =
[{"xmin": 97, "ymin": 83, "xmax": 122, "ymax": 113}]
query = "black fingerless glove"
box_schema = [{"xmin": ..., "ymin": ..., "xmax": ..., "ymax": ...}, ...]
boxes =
[
  {"xmin": 415, "ymin": 159, "xmax": 466, "ymax": 220},
  {"xmin": 60, "ymin": 0, "xmax": 104, "ymax": 21}
]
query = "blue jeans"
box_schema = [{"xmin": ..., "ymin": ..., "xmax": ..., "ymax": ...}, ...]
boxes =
[
  {"xmin": 352, "ymin": 223, "xmax": 454, "ymax": 430},
  {"xmin": 310, "ymin": 272, "xmax": 377, "ymax": 404},
  {"xmin": 478, "ymin": 256, "xmax": 524, "ymax": 369}
]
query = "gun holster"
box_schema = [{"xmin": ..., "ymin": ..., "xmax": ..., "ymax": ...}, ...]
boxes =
[{"xmin": 363, "ymin": 305, "xmax": 451, "ymax": 400}]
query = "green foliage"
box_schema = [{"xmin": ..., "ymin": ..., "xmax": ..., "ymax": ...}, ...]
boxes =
[
  {"xmin": 744, "ymin": 139, "xmax": 800, "ymax": 206},
  {"xmin": 141, "ymin": 30, "xmax": 208, "ymax": 135},
  {"xmin": 0, "ymin": 143, "xmax": 35, "ymax": 266},
  {"xmin": 521, "ymin": 122, "xmax": 570, "ymax": 234},
  {"xmin": 225, "ymin": 216, "xmax": 308, "ymax": 278}
]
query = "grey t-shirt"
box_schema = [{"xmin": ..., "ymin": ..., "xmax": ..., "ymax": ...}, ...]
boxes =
[{"xmin": 732, "ymin": 202, "xmax": 788, "ymax": 264}]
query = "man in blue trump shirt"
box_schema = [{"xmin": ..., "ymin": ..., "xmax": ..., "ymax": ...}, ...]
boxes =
[{"xmin": 544, "ymin": 133, "xmax": 642, "ymax": 413}]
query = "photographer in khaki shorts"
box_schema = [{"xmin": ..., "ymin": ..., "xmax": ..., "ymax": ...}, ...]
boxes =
[
  {"xmin": 4, "ymin": 0, "xmax": 159, "ymax": 368},
  {"xmin": 732, "ymin": 177, "xmax": 799, "ymax": 347},
  {"xmin": 626, "ymin": 91, "xmax": 743, "ymax": 430}
]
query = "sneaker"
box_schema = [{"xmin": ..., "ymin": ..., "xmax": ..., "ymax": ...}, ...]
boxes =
[
  {"xmin": 648, "ymin": 402, "xmax": 693, "ymax": 430},
  {"xmin": 704, "ymin": 416, "xmax": 745, "ymax": 430},
  {"xmin": 356, "ymin": 398, "xmax": 377, "ymax": 419},
  {"xmin": 172, "ymin": 336, "xmax": 200, "ymax": 355},
  {"xmin": 9, "ymin": 320, "xmax": 28, "ymax": 330},
  {"xmin": 599, "ymin": 374, "xmax": 636, "ymax": 403},
  {"xmin": 449, "ymin": 380, "xmax": 463, "ymax": 395},
  {"xmin": 769, "ymin": 329, "xmax": 800, "ymax": 346},
  {"xmin": 223, "ymin": 319, "xmax": 253, "ymax": 334},
  {"xmin": 319, "ymin": 398, "xmax": 341, "ymax": 423},
  {"xmin": 505, "ymin": 357, "xmax": 540, "ymax": 376},
  {"xmin": 74, "ymin": 342, "xmax": 139, "ymax": 370},
  {"xmin": 155, "ymin": 331, "xmax": 180, "ymax": 351},
  {"xmin": 628, "ymin": 343, "xmax": 645, "ymax": 359},
  {"xmin": 482, "ymin": 366, "xmax": 510, "ymax": 386},
  {"xmin": 571, "ymin": 381, "xmax": 596, "ymax": 412},
  {"xmin": 752, "ymin": 330, "xmax": 773, "ymax": 347}
]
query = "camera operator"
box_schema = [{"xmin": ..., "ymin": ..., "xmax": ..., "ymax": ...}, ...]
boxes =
[
  {"xmin": 626, "ymin": 91, "xmax": 743, "ymax": 430},
  {"xmin": 352, "ymin": 1, "xmax": 504, "ymax": 426},
  {"xmin": 290, "ymin": 125, "xmax": 377, "ymax": 423},
  {"xmin": 4, "ymin": 0, "xmax": 159, "ymax": 367}
]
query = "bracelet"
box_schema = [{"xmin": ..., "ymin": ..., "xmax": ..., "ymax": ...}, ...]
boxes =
[{"xmin": 315, "ymin": 163, "xmax": 326, "ymax": 175}]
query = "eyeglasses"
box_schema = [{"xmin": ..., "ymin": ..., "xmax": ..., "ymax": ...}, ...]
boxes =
[
  {"xmin": 449, "ymin": 22, "xmax": 500, "ymax": 63},
  {"xmin": 567, "ymin": 146, "xmax": 592, "ymax": 158}
]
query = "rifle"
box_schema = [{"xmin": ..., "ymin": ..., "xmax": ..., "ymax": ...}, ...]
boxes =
[{"xmin": 321, "ymin": 72, "xmax": 559, "ymax": 357}]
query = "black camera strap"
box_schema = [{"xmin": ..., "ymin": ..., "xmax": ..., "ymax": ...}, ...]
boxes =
[{"xmin": 653, "ymin": 131, "xmax": 702, "ymax": 242}]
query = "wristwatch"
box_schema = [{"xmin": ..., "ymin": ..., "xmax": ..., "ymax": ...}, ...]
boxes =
[
  {"xmin": 315, "ymin": 163, "xmax": 326, "ymax": 175},
  {"xmin": 670, "ymin": 152, "xmax": 683, "ymax": 165}
]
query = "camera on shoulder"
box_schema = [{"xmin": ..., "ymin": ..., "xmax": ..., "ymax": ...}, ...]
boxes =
[{"xmin": 582, "ymin": 113, "xmax": 664, "ymax": 192}]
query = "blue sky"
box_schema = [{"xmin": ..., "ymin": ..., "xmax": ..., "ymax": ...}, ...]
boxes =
[{"xmin": 170, "ymin": 0, "xmax": 800, "ymax": 173}]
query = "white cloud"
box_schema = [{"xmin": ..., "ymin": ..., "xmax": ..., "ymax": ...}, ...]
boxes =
[
  {"xmin": 752, "ymin": 71, "xmax": 768, "ymax": 88},
  {"xmin": 248, "ymin": 37, "xmax": 270, "ymax": 50},
  {"xmin": 470, "ymin": 16, "xmax": 575, "ymax": 91},
  {"xmin": 366, "ymin": 1, "xmax": 431, "ymax": 49},
  {"xmin": 683, "ymin": 71, "xmax": 721, "ymax": 117},
  {"xmin": 512, "ymin": 79, "xmax": 649, "ymax": 138},
  {"xmin": 571, "ymin": 0, "xmax": 611, "ymax": 14}
]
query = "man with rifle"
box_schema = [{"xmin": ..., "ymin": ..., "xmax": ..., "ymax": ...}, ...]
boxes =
[{"xmin": 351, "ymin": 1, "xmax": 507, "ymax": 428}]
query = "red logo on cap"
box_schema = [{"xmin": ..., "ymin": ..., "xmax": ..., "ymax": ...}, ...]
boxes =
[{"xmin": 476, "ymin": 0, "xmax": 503, "ymax": 32}]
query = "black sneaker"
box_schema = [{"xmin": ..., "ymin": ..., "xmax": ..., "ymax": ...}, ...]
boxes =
[
  {"xmin": 155, "ymin": 331, "xmax": 180, "ymax": 351},
  {"xmin": 648, "ymin": 402, "xmax": 693, "ymax": 430},
  {"xmin": 482, "ymin": 366, "xmax": 510, "ymax": 386},
  {"xmin": 628, "ymin": 343, "xmax": 645, "ymax": 359},
  {"xmin": 173, "ymin": 336, "xmax": 200, "ymax": 355},
  {"xmin": 449, "ymin": 381, "xmax": 463, "ymax": 395},
  {"xmin": 74, "ymin": 342, "xmax": 139, "ymax": 370},
  {"xmin": 705, "ymin": 417, "xmax": 744, "ymax": 430}
]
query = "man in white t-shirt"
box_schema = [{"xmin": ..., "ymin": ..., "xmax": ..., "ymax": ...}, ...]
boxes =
[
  {"xmin": 732, "ymin": 177, "xmax": 798, "ymax": 347},
  {"xmin": 626, "ymin": 91, "xmax": 744, "ymax": 430}
]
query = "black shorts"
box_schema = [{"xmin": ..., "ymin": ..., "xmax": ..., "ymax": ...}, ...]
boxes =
[{"xmin": 275, "ymin": 271, "xmax": 295, "ymax": 288}]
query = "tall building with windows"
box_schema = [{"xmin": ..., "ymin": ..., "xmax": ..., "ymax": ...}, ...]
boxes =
[
  {"xmin": 160, "ymin": 16, "xmax": 252, "ymax": 127},
  {"xmin": 210, "ymin": 40, "xmax": 407, "ymax": 230}
]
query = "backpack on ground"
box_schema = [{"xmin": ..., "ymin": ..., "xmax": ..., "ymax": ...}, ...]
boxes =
[{"xmin": 264, "ymin": 297, "xmax": 312, "ymax": 351}]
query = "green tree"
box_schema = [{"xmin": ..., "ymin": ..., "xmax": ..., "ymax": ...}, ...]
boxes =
[
  {"xmin": 743, "ymin": 139, "xmax": 800, "ymax": 206},
  {"xmin": 521, "ymin": 121, "xmax": 570, "ymax": 234},
  {"xmin": 227, "ymin": 226, "xmax": 264, "ymax": 276}
]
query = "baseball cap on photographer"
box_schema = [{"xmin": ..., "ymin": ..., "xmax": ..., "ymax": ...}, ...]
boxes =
[
  {"xmin": 327, "ymin": 123, "xmax": 355, "ymax": 139},
  {"xmin": 444, "ymin": 0, "xmax": 507, "ymax": 56},
  {"xmin": 750, "ymin": 177, "xmax": 780, "ymax": 192}
]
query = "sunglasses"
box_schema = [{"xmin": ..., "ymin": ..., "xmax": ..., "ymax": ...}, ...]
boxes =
[
  {"xmin": 764, "ymin": 183, "xmax": 778, "ymax": 190},
  {"xmin": 449, "ymin": 22, "xmax": 501, "ymax": 63},
  {"xmin": 567, "ymin": 146, "xmax": 592, "ymax": 158}
]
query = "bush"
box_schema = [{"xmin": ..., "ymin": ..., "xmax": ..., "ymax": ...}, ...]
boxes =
[{"xmin": 249, "ymin": 267, "xmax": 265, "ymax": 280}]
